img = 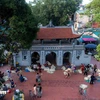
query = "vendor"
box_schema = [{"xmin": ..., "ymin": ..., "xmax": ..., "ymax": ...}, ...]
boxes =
[
  {"xmin": 0, "ymin": 71, "xmax": 4, "ymax": 78},
  {"xmin": 32, "ymin": 65, "xmax": 38, "ymax": 71},
  {"xmin": 3, "ymin": 84, "xmax": 8, "ymax": 91}
]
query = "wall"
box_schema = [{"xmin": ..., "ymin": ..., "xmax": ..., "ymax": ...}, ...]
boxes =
[
  {"xmin": 16, "ymin": 51, "xmax": 31, "ymax": 66},
  {"xmin": 74, "ymin": 50, "xmax": 91, "ymax": 66},
  {"xmin": 15, "ymin": 45, "xmax": 91, "ymax": 67}
]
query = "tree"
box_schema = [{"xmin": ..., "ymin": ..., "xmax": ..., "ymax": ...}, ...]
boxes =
[
  {"xmin": 86, "ymin": 0, "xmax": 100, "ymax": 22},
  {"xmin": 30, "ymin": 0, "xmax": 82, "ymax": 26},
  {"xmin": 0, "ymin": 0, "xmax": 39, "ymax": 65},
  {"xmin": 94, "ymin": 44, "xmax": 100, "ymax": 61},
  {"xmin": 0, "ymin": 0, "xmax": 39, "ymax": 49}
]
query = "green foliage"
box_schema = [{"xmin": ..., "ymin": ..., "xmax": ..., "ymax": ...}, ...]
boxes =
[
  {"xmin": 94, "ymin": 44, "xmax": 100, "ymax": 61},
  {"xmin": 96, "ymin": 44, "xmax": 100, "ymax": 56},
  {"xmin": 94, "ymin": 55, "xmax": 100, "ymax": 61},
  {"xmin": 0, "ymin": 0, "xmax": 39, "ymax": 50},
  {"xmin": 30, "ymin": 0, "xmax": 82, "ymax": 26},
  {"xmin": 86, "ymin": 0, "xmax": 100, "ymax": 22}
]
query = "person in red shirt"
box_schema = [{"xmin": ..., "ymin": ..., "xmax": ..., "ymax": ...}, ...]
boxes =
[{"xmin": 81, "ymin": 64, "xmax": 85, "ymax": 73}]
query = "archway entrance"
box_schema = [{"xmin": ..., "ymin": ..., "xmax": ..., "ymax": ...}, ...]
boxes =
[
  {"xmin": 63, "ymin": 52, "xmax": 71, "ymax": 66},
  {"xmin": 45, "ymin": 52, "xmax": 56, "ymax": 65},
  {"xmin": 31, "ymin": 52, "xmax": 40, "ymax": 64}
]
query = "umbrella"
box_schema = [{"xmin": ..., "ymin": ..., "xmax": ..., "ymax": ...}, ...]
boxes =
[{"xmin": 85, "ymin": 44, "xmax": 97, "ymax": 49}]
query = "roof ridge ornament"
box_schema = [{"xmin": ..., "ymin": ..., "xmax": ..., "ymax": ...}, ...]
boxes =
[{"xmin": 47, "ymin": 20, "xmax": 54, "ymax": 28}]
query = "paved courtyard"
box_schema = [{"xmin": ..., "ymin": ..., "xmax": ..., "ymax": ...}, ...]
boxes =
[{"xmin": 0, "ymin": 57, "xmax": 100, "ymax": 100}]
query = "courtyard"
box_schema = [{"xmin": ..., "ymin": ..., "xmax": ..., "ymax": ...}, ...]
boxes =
[{"xmin": 0, "ymin": 57, "xmax": 100, "ymax": 100}]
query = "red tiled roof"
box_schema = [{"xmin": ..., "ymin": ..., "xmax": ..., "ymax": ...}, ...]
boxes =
[{"xmin": 37, "ymin": 27, "xmax": 80, "ymax": 39}]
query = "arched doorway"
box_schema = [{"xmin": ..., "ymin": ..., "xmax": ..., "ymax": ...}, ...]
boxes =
[
  {"xmin": 31, "ymin": 52, "xmax": 40, "ymax": 64},
  {"xmin": 63, "ymin": 52, "xmax": 71, "ymax": 66},
  {"xmin": 45, "ymin": 52, "xmax": 56, "ymax": 65}
]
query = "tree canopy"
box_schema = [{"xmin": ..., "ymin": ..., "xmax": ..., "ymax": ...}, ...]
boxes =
[
  {"xmin": 0, "ymin": 0, "xmax": 39, "ymax": 63},
  {"xmin": 86, "ymin": 0, "xmax": 100, "ymax": 22},
  {"xmin": 0, "ymin": 0, "xmax": 39, "ymax": 50},
  {"xmin": 30, "ymin": 0, "xmax": 82, "ymax": 26}
]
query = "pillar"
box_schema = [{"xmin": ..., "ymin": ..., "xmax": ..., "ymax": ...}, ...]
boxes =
[
  {"xmin": 57, "ymin": 51, "xmax": 63, "ymax": 66},
  {"xmin": 71, "ymin": 50, "xmax": 76, "ymax": 65},
  {"xmin": 40, "ymin": 51, "xmax": 45, "ymax": 65},
  {"xmin": 13, "ymin": 53, "xmax": 16, "ymax": 67},
  {"xmin": 27, "ymin": 51, "xmax": 31, "ymax": 66}
]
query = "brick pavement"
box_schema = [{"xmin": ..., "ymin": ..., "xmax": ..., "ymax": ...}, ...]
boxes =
[{"xmin": 0, "ymin": 57, "xmax": 100, "ymax": 100}]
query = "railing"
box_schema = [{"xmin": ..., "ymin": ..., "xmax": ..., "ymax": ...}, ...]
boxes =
[{"xmin": 30, "ymin": 44, "xmax": 84, "ymax": 51}]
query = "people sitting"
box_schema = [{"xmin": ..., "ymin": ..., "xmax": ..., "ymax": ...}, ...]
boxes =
[
  {"xmin": 32, "ymin": 65, "xmax": 38, "ymax": 71},
  {"xmin": 19, "ymin": 74, "xmax": 25, "ymax": 82},
  {"xmin": 10, "ymin": 66, "xmax": 15, "ymax": 70},
  {"xmin": 0, "ymin": 71, "xmax": 4, "ymax": 78},
  {"xmin": 0, "ymin": 77, "xmax": 5, "ymax": 83},
  {"xmin": 3, "ymin": 84, "xmax": 8, "ymax": 91}
]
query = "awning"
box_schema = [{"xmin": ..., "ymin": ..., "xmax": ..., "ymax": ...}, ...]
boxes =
[
  {"xmin": 82, "ymin": 38, "xmax": 97, "ymax": 42},
  {"xmin": 81, "ymin": 35, "xmax": 93, "ymax": 38}
]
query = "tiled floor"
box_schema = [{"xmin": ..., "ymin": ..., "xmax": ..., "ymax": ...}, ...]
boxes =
[{"xmin": 0, "ymin": 57, "xmax": 100, "ymax": 100}]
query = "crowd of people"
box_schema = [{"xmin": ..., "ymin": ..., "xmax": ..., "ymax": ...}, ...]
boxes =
[
  {"xmin": 0, "ymin": 62, "xmax": 99, "ymax": 99},
  {"xmin": 0, "ymin": 63, "xmax": 43, "ymax": 99},
  {"xmin": 63, "ymin": 63, "xmax": 98, "ymax": 85},
  {"xmin": 80, "ymin": 63, "xmax": 97, "ymax": 84}
]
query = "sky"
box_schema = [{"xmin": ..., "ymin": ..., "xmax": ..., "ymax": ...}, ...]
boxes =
[
  {"xmin": 26, "ymin": 0, "xmax": 92, "ymax": 5},
  {"xmin": 82, "ymin": 0, "xmax": 92, "ymax": 5}
]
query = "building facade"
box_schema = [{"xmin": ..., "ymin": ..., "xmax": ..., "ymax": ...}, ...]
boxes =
[
  {"xmin": 74, "ymin": 9, "xmax": 90, "ymax": 31},
  {"xmin": 13, "ymin": 27, "xmax": 91, "ymax": 67}
]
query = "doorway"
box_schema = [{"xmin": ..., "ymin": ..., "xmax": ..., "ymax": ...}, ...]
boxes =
[{"xmin": 31, "ymin": 52, "xmax": 40, "ymax": 64}]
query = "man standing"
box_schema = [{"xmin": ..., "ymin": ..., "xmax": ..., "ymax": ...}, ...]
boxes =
[{"xmin": 90, "ymin": 74, "xmax": 96, "ymax": 84}]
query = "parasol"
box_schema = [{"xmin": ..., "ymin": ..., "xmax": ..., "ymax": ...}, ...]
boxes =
[{"xmin": 85, "ymin": 43, "xmax": 97, "ymax": 49}]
